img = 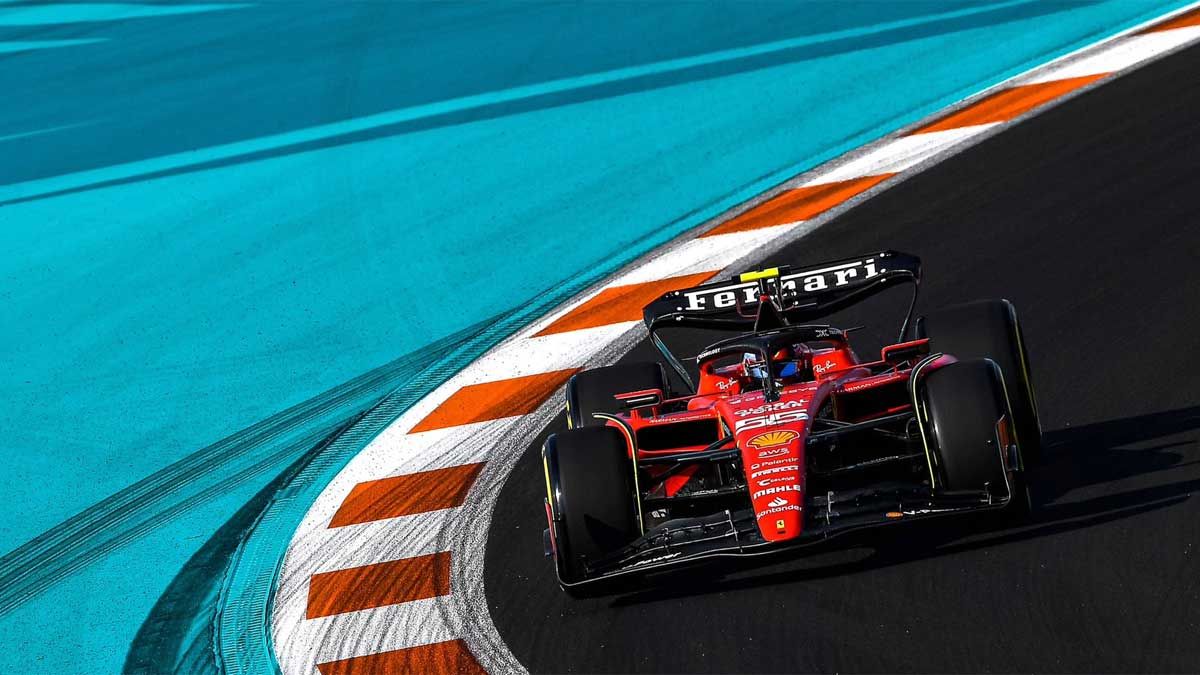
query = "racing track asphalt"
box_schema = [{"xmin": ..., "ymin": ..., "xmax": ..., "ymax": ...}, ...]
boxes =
[{"xmin": 483, "ymin": 38, "xmax": 1200, "ymax": 673}]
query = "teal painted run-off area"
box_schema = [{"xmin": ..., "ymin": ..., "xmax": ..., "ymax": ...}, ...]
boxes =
[{"xmin": 0, "ymin": 1, "xmax": 1188, "ymax": 672}]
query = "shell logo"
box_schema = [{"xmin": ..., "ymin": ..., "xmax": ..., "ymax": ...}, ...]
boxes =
[{"xmin": 747, "ymin": 430, "xmax": 798, "ymax": 449}]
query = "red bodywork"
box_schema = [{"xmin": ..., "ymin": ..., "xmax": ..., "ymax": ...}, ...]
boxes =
[{"xmin": 606, "ymin": 338, "xmax": 932, "ymax": 542}]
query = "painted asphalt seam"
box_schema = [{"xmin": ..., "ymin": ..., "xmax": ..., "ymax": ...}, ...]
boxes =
[{"xmin": 268, "ymin": 5, "xmax": 1200, "ymax": 673}]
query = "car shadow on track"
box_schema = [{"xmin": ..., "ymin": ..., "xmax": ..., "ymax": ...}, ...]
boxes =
[{"xmin": 608, "ymin": 405, "xmax": 1200, "ymax": 607}]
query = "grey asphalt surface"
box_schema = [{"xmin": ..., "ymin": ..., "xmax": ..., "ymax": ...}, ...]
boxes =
[{"xmin": 483, "ymin": 39, "xmax": 1200, "ymax": 674}]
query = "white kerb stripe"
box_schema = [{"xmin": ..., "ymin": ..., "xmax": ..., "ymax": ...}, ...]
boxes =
[
  {"xmin": 1023, "ymin": 26, "xmax": 1200, "ymax": 85},
  {"xmin": 803, "ymin": 124, "xmax": 997, "ymax": 185}
]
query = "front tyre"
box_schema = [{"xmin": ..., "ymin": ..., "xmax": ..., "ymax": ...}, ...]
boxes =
[
  {"xmin": 543, "ymin": 426, "xmax": 640, "ymax": 590},
  {"xmin": 921, "ymin": 359, "xmax": 1022, "ymax": 512}
]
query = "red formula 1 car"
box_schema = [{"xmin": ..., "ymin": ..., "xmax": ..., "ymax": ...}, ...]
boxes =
[{"xmin": 542, "ymin": 251, "xmax": 1041, "ymax": 594}]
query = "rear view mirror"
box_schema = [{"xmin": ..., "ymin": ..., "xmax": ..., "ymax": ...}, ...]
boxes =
[
  {"xmin": 881, "ymin": 338, "xmax": 930, "ymax": 364},
  {"xmin": 614, "ymin": 388, "xmax": 664, "ymax": 412}
]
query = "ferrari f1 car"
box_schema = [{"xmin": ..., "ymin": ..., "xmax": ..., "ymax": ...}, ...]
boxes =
[{"xmin": 541, "ymin": 250, "xmax": 1041, "ymax": 594}]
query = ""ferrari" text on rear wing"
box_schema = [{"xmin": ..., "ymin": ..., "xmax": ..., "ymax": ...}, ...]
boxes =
[{"xmin": 643, "ymin": 250, "xmax": 921, "ymax": 331}]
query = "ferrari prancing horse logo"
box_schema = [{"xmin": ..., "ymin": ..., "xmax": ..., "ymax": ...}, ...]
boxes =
[{"xmin": 747, "ymin": 430, "xmax": 799, "ymax": 449}]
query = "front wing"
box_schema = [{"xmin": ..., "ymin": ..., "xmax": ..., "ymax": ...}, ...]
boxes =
[{"xmin": 551, "ymin": 482, "xmax": 1014, "ymax": 591}]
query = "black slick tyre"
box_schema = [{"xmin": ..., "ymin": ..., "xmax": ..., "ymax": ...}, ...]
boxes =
[
  {"xmin": 543, "ymin": 426, "xmax": 639, "ymax": 590},
  {"xmin": 921, "ymin": 359, "xmax": 1011, "ymax": 497}
]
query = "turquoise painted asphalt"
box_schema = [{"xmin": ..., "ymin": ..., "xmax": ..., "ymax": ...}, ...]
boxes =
[{"xmin": 0, "ymin": 1, "xmax": 1189, "ymax": 672}]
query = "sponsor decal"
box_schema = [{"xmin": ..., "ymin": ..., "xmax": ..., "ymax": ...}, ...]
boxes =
[
  {"xmin": 734, "ymin": 400, "xmax": 805, "ymax": 417},
  {"xmin": 681, "ymin": 259, "xmax": 883, "ymax": 311},
  {"xmin": 775, "ymin": 518, "xmax": 786, "ymax": 532},
  {"xmin": 755, "ymin": 447, "xmax": 790, "ymax": 459},
  {"xmin": 749, "ymin": 464, "xmax": 800, "ymax": 478},
  {"xmin": 734, "ymin": 410, "xmax": 809, "ymax": 432},
  {"xmin": 756, "ymin": 504, "xmax": 802, "ymax": 518},
  {"xmin": 630, "ymin": 552, "xmax": 683, "ymax": 568},
  {"xmin": 747, "ymin": 429, "xmax": 798, "ymax": 449},
  {"xmin": 752, "ymin": 484, "xmax": 802, "ymax": 500},
  {"xmin": 842, "ymin": 372, "xmax": 906, "ymax": 393},
  {"xmin": 647, "ymin": 413, "xmax": 711, "ymax": 424},
  {"xmin": 749, "ymin": 458, "xmax": 794, "ymax": 470},
  {"xmin": 715, "ymin": 378, "xmax": 738, "ymax": 391},
  {"xmin": 813, "ymin": 359, "xmax": 838, "ymax": 374},
  {"xmin": 767, "ymin": 496, "xmax": 788, "ymax": 508},
  {"xmin": 756, "ymin": 476, "xmax": 796, "ymax": 487}
]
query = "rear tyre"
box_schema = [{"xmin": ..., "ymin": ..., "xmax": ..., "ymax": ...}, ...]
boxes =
[
  {"xmin": 566, "ymin": 362, "xmax": 667, "ymax": 428},
  {"xmin": 543, "ymin": 426, "xmax": 640, "ymax": 589},
  {"xmin": 917, "ymin": 299, "xmax": 1042, "ymax": 465},
  {"xmin": 921, "ymin": 359, "xmax": 1012, "ymax": 499}
]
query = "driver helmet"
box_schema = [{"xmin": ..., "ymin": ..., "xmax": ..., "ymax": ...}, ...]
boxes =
[{"xmin": 775, "ymin": 343, "xmax": 812, "ymax": 379}]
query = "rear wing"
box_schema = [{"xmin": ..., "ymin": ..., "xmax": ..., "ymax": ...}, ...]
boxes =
[
  {"xmin": 642, "ymin": 251, "xmax": 921, "ymax": 389},
  {"xmin": 643, "ymin": 250, "xmax": 921, "ymax": 331}
]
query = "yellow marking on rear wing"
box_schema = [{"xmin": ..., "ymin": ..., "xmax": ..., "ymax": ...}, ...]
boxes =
[{"xmin": 738, "ymin": 267, "xmax": 780, "ymax": 283}]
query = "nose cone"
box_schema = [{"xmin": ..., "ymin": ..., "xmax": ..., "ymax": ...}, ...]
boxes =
[
  {"xmin": 760, "ymin": 503, "xmax": 803, "ymax": 541},
  {"xmin": 741, "ymin": 428, "xmax": 805, "ymax": 542},
  {"xmin": 719, "ymin": 388, "xmax": 816, "ymax": 542}
]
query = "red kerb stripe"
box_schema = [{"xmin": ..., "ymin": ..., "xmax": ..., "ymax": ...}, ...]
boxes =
[
  {"xmin": 306, "ymin": 552, "xmax": 451, "ymax": 619},
  {"xmin": 329, "ymin": 463, "xmax": 485, "ymax": 527}
]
